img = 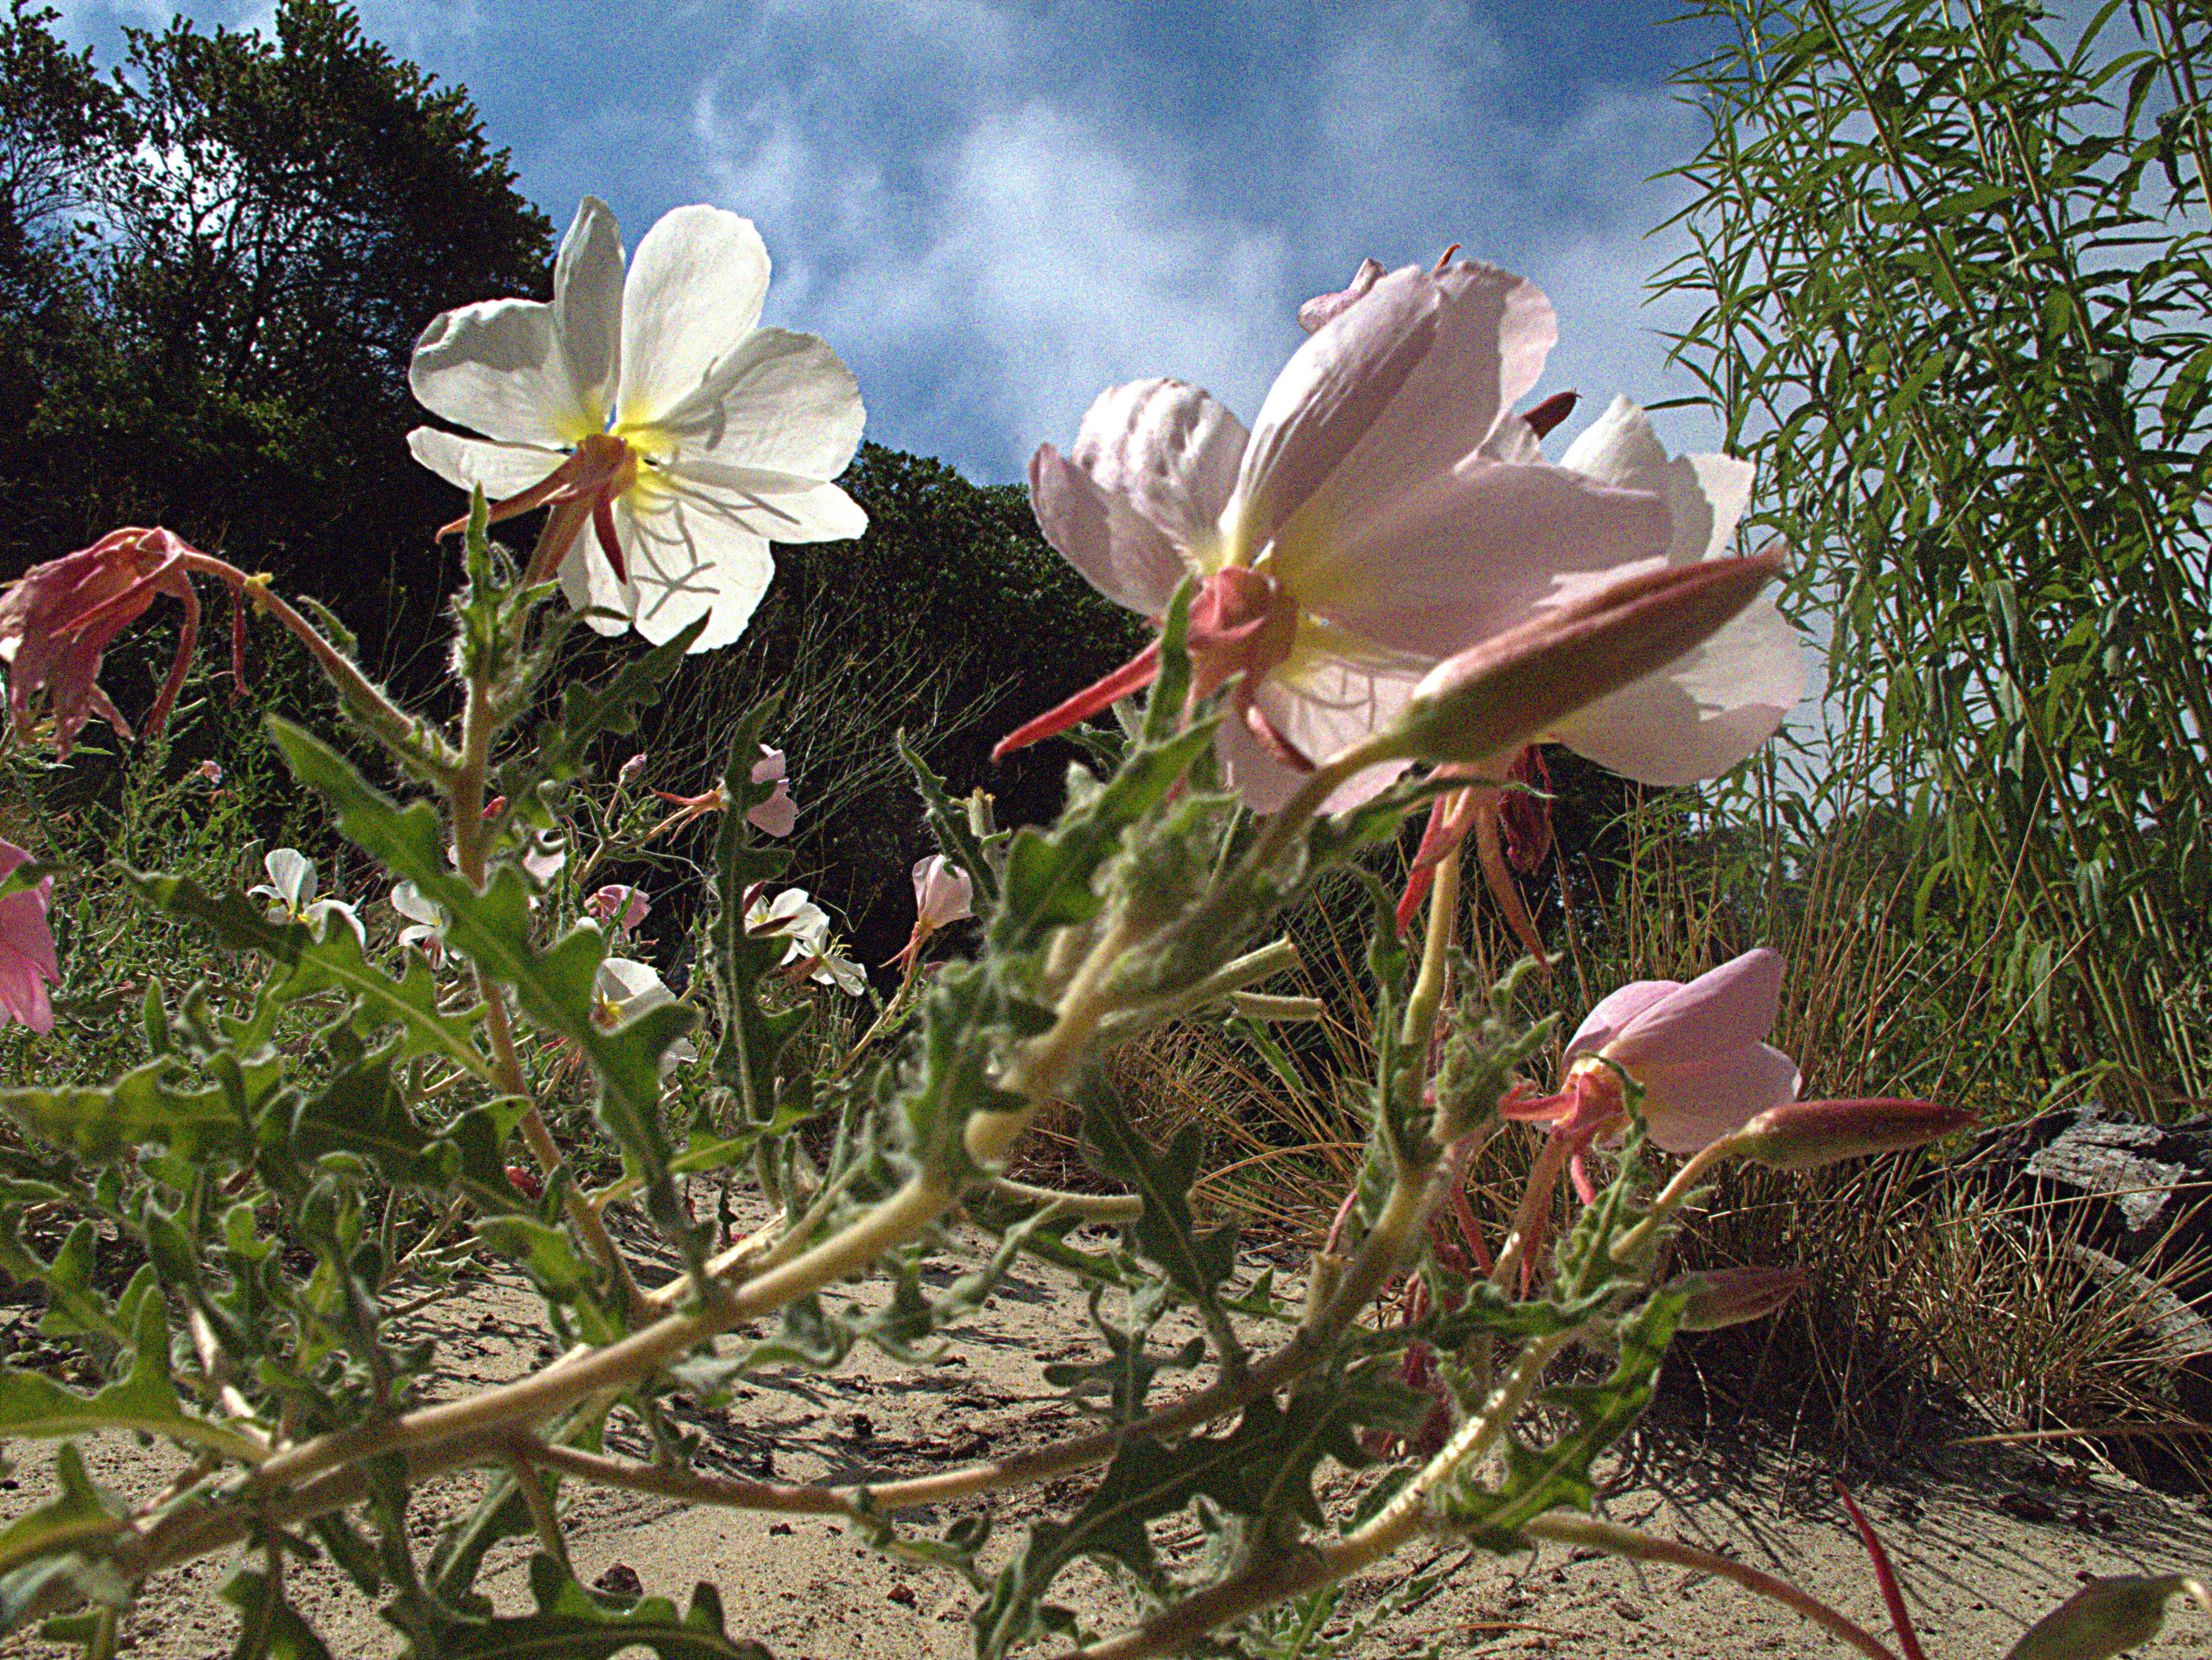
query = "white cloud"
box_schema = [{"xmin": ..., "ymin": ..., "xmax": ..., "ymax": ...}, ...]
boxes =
[{"xmin": 666, "ymin": 0, "xmax": 1725, "ymax": 480}]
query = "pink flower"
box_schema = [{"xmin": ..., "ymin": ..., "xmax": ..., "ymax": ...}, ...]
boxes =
[
  {"xmin": 648, "ymin": 745, "xmax": 796, "ymax": 843},
  {"xmin": 911, "ymin": 855, "xmax": 972, "ymax": 930},
  {"xmin": 617, "ymin": 752, "xmax": 648, "ymax": 786},
  {"xmin": 747, "ymin": 747, "xmax": 796, "ymax": 837},
  {"xmin": 1510, "ymin": 947, "xmax": 1800, "ymax": 1156},
  {"xmin": 0, "ymin": 841, "xmax": 59, "ymax": 1034},
  {"xmin": 192, "ymin": 759, "xmax": 224, "ymax": 786},
  {"xmin": 586, "ymin": 883, "xmax": 650, "ymax": 934},
  {"xmin": 998, "ymin": 257, "xmax": 1673, "ymax": 811},
  {"xmin": 890, "ymin": 855, "xmax": 973, "ymax": 975},
  {"xmin": 0, "ymin": 529, "xmax": 204, "ymax": 757}
]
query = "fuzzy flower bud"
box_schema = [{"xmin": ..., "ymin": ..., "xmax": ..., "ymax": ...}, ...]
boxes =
[
  {"xmin": 2007, "ymin": 1575, "xmax": 2211, "ymax": 1660},
  {"xmin": 1391, "ymin": 546, "xmax": 1785, "ymax": 768},
  {"xmin": 1669, "ymin": 1265, "xmax": 1805, "ymax": 1333},
  {"xmin": 1728, "ymin": 1097, "xmax": 1975, "ymax": 1172}
]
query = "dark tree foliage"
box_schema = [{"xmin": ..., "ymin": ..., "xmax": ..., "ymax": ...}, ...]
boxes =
[{"xmin": 0, "ymin": 0, "xmax": 553, "ymax": 674}]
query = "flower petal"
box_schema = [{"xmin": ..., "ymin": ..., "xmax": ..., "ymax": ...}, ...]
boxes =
[
  {"xmin": 1295, "ymin": 460, "xmax": 1674, "ymax": 659},
  {"xmin": 1559, "ymin": 397, "xmax": 1754, "ymax": 566},
  {"xmin": 1215, "ymin": 665, "xmax": 1421, "ymax": 813},
  {"xmin": 565, "ymin": 494, "xmax": 776, "ymax": 652},
  {"xmin": 1545, "ymin": 597, "xmax": 1803, "ymax": 785},
  {"xmin": 406, "ymin": 428, "xmax": 565, "ymax": 499},
  {"xmin": 664, "ymin": 462, "xmax": 867, "ymax": 544},
  {"xmin": 1071, "ymin": 379, "xmax": 1248, "ymax": 568},
  {"xmin": 1608, "ymin": 947, "xmax": 1786, "ymax": 1068},
  {"xmin": 618, "ymin": 207, "xmax": 771, "ymax": 426},
  {"xmin": 1030, "ymin": 443, "xmax": 1190, "ymax": 615},
  {"xmin": 1229, "ymin": 266, "xmax": 1442, "ymax": 561},
  {"xmin": 1638, "ymin": 1043, "xmax": 1801, "ymax": 1154},
  {"xmin": 411, "ymin": 298, "xmax": 588, "ymax": 448},
  {"xmin": 1280, "ymin": 260, "xmax": 1559, "ymax": 563},
  {"xmin": 1564, "ymin": 980, "xmax": 1681, "ymax": 1063},
  {"xmin": 654, "ymin": 328, "xmax": 864, "ymax": 482},
  {"xmin": 551, "ymin": 197, "xmax": 625, "ymax": 429}
]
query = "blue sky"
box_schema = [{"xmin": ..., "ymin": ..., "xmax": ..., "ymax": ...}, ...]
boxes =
[{"xmin": 53, "ymin": 0, "xmax": 1739, "ymax": 485}]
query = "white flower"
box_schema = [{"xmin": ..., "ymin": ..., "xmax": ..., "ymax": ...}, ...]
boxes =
[
  {"xmin": 250, "ymin": 848, "xmax": 364, "ymax": 946},
  {"xmin": 389, "ymin": 880, "xmax": 449, "ymax": 963},
  {"xmin": 746, "ymin": 887, "xmax": 866, "ymax": 994},
  {"xmin": 592, "ymin": 957, "xmax": 696, "ymax": 1075},
  {"xmin": 407, "ymin": 197, "xmax": 868, "ymax": 650}
]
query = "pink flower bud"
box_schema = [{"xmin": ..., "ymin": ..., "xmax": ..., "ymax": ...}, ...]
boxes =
[
  {"xmin": 1395, "ymin": 546, "xmax": 1787, "ymax": 768},
  {"xmin": 1669, "ymin": 1265, "xmax": 1804, "ymax": 1332},
  {"xmin": 617, "ymin": 752, "xmax": 647, "ymax": 785},
  {"xmin": 1730, "ymin": 1097, "xmax": 1976, "ymax": 1172}
]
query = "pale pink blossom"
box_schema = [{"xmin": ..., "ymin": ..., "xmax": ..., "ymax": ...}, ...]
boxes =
[
  {"xmin": 648, "ymin": 745, "xmax": 796, "ymax": 841},
  {"xmin": 890, "ymin": 855, "xmax": 973, "ymax": 975},
  {"xmin": 1510, "ymin": 947, "xmax": 1800, "ymax": 1156},
  {"xmin": 586, "ymin": 883, "xmax": 650, "ymax": 934},
  {"xmin": 746, "ymin": 747, "xmax": 796, "ymax": 837},
  {"xmin": 192, "ymin": 759, "xmax": 224, "ymax": 786},
  {"xmin": 1001, "ymin": 258, "xmax": 1674, "ymax": 811},
  {"xmin": 0, "ymin": 529, "xmax": 204, "ymax": 757},
  {"xmin": 0, "ymin": 841, "xmax": 58, "ymax": 1034},
  {"xmin": 408, "ymin": 198, "xmax": 866, "ymax": 650}
]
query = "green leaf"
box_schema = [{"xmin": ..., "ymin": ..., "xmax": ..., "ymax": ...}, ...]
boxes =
[
  {"xmin": 223, "ymin": 1566, "xmax": 336, "ymax": 1660},
  {"xmin": 0, "ymin": 1294, "xmax": 264, "ymax": 1460},
  {"xmin": 269, "ymin": 720, "xmax": 693, "ymax": 1233},
  {"xmin": 0, "ymin": 1445, "xmax": 127, "ymax": 1577},
  {"xmin": 1079, "ymin": 1083, "xmax": 1239, "ymax": 1357},
  {"xmin": 0, "ymin": 1058, "xmax": 245, "ymax": 1166},
  {"xmin": 530, "ymin": 617, "xmax": 710, "ymax": 784},
  {"xmin": 128, "ymin": 871, "xmax": 491, "ymax": 1078},
  {"xmin": 394, "ymin": 1554, "xmax": 772, "ymax": 1658}
]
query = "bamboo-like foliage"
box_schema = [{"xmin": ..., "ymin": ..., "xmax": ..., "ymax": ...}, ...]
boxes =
[{"xmin": 1660, "ymin": 0, "xmax": 2212, "ymax": 1108}]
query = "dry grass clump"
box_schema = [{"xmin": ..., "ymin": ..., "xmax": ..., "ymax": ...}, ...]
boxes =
[{"xmin": 1111, "ymin": 785, "xmax": 2212, "ymax": 1483}]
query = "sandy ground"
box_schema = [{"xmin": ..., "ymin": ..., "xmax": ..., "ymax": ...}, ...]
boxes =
[{"xmin": 3, "ymin": 1217, "xmax": 2210, "ymax": 1660}]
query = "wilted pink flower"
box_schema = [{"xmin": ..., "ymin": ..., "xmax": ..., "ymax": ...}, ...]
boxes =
[
  {"xmin": 617, "ymin": 752, "xmax": 648, "ymax": 786},
  {"xmin": 890, "ymin": 854, "xmax": 973, "ymax": 975},
  {"xmin": 586, "ymin": 883, "xmax": 650, "ymax": 934},
  {"xmin": 1508, "ymin": 947, "xmax": 1800, "ymax": 1156},
  {"xmin": 0, "ymin": 840, "xmax": 59, "ymax": 1034},
  {"xmin": 0, "ymin": 529, "xmax": 204, "ymax": 757},
  {"xmin": 999, "ymin": 257, "xmax": 1674, "ymax": 811},
  {"xmin": 192, "ymin": 759, "xmax": 224, "ymax": 786}
]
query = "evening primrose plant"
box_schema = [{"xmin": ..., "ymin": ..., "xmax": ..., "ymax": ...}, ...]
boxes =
[{"xmin": 0, "ymin": 209, "xmax": 2145, "ymax": 1660}]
